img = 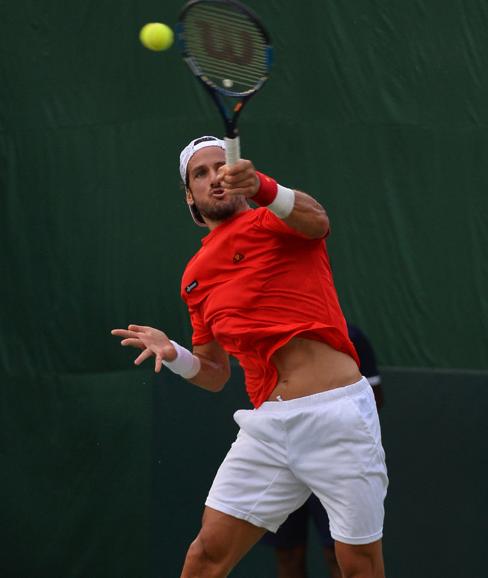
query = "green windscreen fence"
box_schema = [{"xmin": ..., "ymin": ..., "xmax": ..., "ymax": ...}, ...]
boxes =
[{"xmin": 1, "ymin": 0, "xmax": 486, "ymax": 576}]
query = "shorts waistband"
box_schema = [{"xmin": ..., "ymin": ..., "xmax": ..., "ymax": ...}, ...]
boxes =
[{"xmin": 258, "ymin": 377, "xmax": 370, "ymax": 412}]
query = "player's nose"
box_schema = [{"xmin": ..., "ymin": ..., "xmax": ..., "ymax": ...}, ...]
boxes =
[{"xmin": 212, "ymin": 168, "xmax": 223, "ymax": 185}]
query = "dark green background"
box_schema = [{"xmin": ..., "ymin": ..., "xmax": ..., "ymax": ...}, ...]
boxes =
[{"xmin": 1, "ymin": 0, "xmax": 486, "ymax": 576}]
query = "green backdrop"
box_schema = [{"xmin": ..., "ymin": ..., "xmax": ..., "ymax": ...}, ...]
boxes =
[{"xmin": 1, "ymin": 0, "xmax": 486, "ymax": 576}]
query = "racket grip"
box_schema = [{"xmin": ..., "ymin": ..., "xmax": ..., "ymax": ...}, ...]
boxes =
[{"xmin": 224, "ymin": 136, "xmax": 241, "ymax": 166}]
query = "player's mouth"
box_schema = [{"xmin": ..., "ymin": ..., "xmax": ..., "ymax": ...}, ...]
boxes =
[{"xmin": 211, "ymin": 189, "xmax": 226, "ymax": 199}]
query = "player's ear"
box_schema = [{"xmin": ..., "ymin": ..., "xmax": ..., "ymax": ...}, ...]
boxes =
[{"xmin": 185, "ymin": 188, "xmax": 194, "ymax": 206}]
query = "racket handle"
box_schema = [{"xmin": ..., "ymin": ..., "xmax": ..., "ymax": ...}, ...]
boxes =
[{"xmin": 224, "ymin": 136, "xmax": 241, "ymax": 166}]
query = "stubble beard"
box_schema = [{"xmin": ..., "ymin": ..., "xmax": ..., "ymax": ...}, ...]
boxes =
[{"xmin": 194, "ymin": 194, "xmax": 244, "ymax": 222}]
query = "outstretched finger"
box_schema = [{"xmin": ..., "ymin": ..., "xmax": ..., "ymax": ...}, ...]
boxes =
[
  {"xmin": 111, "ymin": 329, "xmax": 142, "ymax": 339},
  {"xmin": 128, "ymin": 324, "xmax": 149, "ymax": 332},
  {"xmin": 121, "ymin": 338, "xmax": 145, "ymax": 349},
  {"xmin": 155, "ymin": 354, "xmax": 163, "ymax": 374},
  {"xmin": 134, "ymin": 348, "xmax": 153, "ymax": 366},
  {"xmin": 111, "ymin": 328, "xmax": 130, "ymax": 336}
]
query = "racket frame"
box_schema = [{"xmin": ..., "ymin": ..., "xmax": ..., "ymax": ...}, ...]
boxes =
[{"xmin": 176, "ymin": 0, "xmax": 272, "ymax": 164}]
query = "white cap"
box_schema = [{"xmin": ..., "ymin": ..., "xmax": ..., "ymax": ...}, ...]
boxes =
[{"xmin": 179, "ymin": 136, "xmax": 226, "ymax": 183}]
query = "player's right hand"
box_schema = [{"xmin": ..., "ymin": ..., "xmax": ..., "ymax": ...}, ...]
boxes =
[
  {"xmin": 110, "ymin": 324, "xmax": 177, "ymax": 373},
  {"xmin": 217, "ymin": 159, "xmax": 259, "ymax": 198}
]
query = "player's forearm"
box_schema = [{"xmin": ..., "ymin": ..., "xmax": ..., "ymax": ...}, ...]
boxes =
[
  {"xmin": 283, "ymin": 190, "xmax": 329, "ymax": 239},
  {"xmin": 187, "ymin": 354, "xmax": 230, "ymax": 392}
]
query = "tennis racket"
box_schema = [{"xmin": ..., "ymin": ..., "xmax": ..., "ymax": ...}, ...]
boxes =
[{"xmin": 176, "ymin": 0, "xmax": 272, "ymax": 165}]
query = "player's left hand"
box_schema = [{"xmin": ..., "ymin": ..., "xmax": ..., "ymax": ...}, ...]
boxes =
[
  {"xmin": 217, "ymin": 159, "xmax": 259, "ymax": 198},
  {"xmin": 111, "ymin": 324, "xmax": 176, "ymax": 373}
]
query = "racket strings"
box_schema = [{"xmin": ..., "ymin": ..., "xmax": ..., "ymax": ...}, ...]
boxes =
[{"xmin": 183, "ymin": 3, "xmax": 268, "ymax": 92}]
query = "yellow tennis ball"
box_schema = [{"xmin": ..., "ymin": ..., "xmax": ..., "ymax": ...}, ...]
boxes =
[{"xmin": 139, "ymin": 22, "xmax": 174, "ymax": 51}]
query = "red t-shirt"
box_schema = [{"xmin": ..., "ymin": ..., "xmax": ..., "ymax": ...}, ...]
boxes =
[{"xmin": 181, "ymin": 207, "xmax": 359, "ymax": 408}]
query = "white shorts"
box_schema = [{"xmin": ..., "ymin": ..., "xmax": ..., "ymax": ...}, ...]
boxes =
[{"xmin": 205, "ymin": 377, "xmax": 388, "ymax": 545}]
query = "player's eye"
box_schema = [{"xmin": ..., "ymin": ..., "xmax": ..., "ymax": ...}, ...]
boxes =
[{"xmin": 194, "ymin": 167, "xmax": 207, "ymax": 178}]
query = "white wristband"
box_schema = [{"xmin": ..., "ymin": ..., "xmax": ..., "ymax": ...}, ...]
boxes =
[
  {"xmin": 163, "ymin": 340, "xmax": 201, "ymax": 379},
  {"xmin": 267, "ymin": 185, "xmax": 295, "ymax": 219}
]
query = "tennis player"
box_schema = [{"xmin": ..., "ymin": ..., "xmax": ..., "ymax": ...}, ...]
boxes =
[{"xmin": 111, "ymin": 136, "xmax": 388, "ymax": 578}]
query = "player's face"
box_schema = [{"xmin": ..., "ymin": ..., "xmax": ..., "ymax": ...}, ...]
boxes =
[{"xmin": 186, "ymin": 147, "xmax": 245, "ymax": 225}]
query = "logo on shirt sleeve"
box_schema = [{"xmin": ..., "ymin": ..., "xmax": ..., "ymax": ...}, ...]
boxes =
[
  {"xmin": 185, "ymin": 280, "xmax": 198, "ymax": 293},
  {"xmin": 233, "ymin": 253, "xmax": 245, "ymax": 263}
]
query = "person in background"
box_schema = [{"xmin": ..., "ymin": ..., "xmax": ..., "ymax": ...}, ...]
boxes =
[{"xmin": 262, "ymin": 322, "xmax": 384, "ymax": 578}]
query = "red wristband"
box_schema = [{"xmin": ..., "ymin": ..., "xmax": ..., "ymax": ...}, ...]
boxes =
[{"xmin": 253, "ymin": 172, "xmax": 278, "ymax": 206}]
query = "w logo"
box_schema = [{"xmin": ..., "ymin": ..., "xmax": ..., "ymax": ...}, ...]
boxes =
[{"xmin": 198, "ymin": 21, "xmax": 254, "ymax": 66}]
